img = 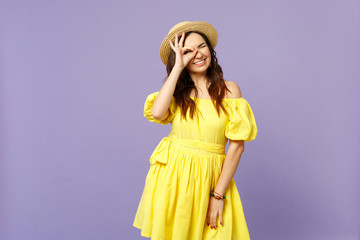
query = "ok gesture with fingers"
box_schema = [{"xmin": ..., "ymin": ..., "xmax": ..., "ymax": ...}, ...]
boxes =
[{"xmin": 168, "ymin": 31, "xmax": 198, "ymax": 69}]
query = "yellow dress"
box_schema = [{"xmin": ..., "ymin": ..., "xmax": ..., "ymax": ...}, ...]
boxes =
[{"xmin": 133, "ymin": 91, "xmax": 258, "ymax": 240}]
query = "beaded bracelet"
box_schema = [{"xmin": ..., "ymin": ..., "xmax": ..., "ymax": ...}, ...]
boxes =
[{"xmin": 210, "ymin": 190, "xmax": 226, "ymax": 200}]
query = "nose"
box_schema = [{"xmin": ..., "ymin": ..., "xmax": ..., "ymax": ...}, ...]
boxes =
[{"xmin": 194, "ymin": 50, "xmax": 203, "ymax": 58}]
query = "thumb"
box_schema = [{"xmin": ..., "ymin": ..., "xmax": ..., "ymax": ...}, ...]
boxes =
[
  {"xmin": 188, "ymin": 49, "xmax": 197, "ymax": 61},
  {"xmin": 184, "ymin": 51, "xmax": 197, "ymax": 65}
]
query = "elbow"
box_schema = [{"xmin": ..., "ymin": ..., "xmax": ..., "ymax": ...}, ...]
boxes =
[
  {"xmin": 151, "ymin": 111, "xmax": 162, "ymax": 121},
  {"xmin": 151, "ymin": 109, "xmax": 167, "ymax": 121}
]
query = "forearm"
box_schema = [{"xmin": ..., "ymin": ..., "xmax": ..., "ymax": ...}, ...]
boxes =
[
  {"xmin": 152, "ymin": 66, "xmax": 183, "ymax": 120},
  {"xmin": 214, "ymin": 141, "xmax": 244, "ymax": 196}
]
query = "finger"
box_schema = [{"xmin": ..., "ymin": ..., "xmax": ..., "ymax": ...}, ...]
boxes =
[
  {"xmin": 183, "ymin": 47, "xmax": 196, "ymax": 55},
  {"xmin": 219, "ymin": 212, "xmax": 223, "ymax": 226},
  {"xmin": 179, "ymin": 31, "xmax": 185, "ymax": 46},
  {"xmin": 183, "ymin": 48, "xmax": 197, "ymax": 56},
  {"xmin": 206, "ymin": 211, "xmax": 210, "ymax": 226},
  {"xmin": 175, "ymin": 33, "xmax": 178, "ymax": 47},
  {"xmin": 214, "ymin": 212, "xmax": 219, "ymax": 228},
  {"xmin": 182, "ymin": 46, "xmax": 193, "ymax": 51},
  {"xmin": 211, "ymin": 219, "xmax": 216, "ymax": 229},
  {"xmin": 168, "ymin": 39, "xmax": 174, "ymax": 50},
  {"xmin": 187, "ymin": 49, "xmax": 197, "ymax": 59},
  {"xmin": 210, "ymin": 213, "xmax": 217, "ymax": 228}
]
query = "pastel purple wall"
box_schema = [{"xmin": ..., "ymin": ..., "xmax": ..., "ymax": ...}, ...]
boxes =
[{"xmin": 0, "ymin": 0, "xmax": 359, "ymax": 239}]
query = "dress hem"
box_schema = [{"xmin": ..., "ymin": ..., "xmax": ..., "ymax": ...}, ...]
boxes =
[
  {"xmin": 133, "ymin": 222, "xmax": 171, "ymax": 240},
  {"xmin": 133, "ymin": 222, "xmax": 251, "ymax": 240}
]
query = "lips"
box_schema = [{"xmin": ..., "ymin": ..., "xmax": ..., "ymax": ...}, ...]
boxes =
[{"xmin": 194, "ymin": 58, "xmax": 206, "ymax": 65}]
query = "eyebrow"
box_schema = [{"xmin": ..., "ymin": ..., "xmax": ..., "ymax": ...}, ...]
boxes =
[{"xmin": 197, "ymin": 42, "xmax": 206, "ymax": 47}]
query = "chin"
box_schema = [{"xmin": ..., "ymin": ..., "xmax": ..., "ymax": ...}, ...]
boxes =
[
  {"xmin": 189, "ymin": 65, "xmax": 210, "ymax": 72},
  {"xmin": 189, "ymin": 69, "xmax": 207, "ymax": 74}
]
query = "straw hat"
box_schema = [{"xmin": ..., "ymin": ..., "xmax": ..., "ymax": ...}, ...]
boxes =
[{"xmin": 160, "ymin": 21, "xmax": 218, "ymax": 65}]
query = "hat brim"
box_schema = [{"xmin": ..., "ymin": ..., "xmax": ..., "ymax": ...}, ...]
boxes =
[{"xmin": 160, "ymin": 21, "xmax": 218, "ymax": 66}]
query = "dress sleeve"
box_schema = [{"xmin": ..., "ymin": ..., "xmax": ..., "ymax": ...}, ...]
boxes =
[
  {"xmin": 143, "ymin": 91, "xmax": 177, "ymax": 125},
  {"xmin": 224, "ymin": 97, "xmax": 258, "ymax": 142}
]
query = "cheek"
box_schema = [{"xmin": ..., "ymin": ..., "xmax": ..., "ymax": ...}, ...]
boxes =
[
  {"xmin": 200, "ymin": 48, "xmax": 209, "ymax": 54},
  {"xmin": 204, "ymin": 49, "xmax": 211, "ymax": 58}
]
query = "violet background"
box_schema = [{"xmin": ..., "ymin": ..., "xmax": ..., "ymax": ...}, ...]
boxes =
[{"xmin": 0, "ymin": 0, "xmax": 359, "ymax": 239}]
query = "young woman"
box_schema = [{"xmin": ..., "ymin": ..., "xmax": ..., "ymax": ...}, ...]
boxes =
[{"xmin": 133, "ymin": 21, "xmax": 258, "ymax": 240}]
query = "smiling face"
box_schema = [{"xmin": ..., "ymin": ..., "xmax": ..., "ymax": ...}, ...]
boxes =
[{"xmin": 184, "ymin": 32, "xmax": 211, "ymax": 74}]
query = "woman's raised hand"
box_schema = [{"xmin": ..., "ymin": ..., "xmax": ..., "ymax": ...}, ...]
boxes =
[{"xmin": 168, "ymin": 31, "xmax": 197, "ymax": 69}]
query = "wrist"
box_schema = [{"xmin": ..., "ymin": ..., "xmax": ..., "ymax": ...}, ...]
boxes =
[
  {"xmin": 173, "ymin": 65, "xmax": 184, "ymax": 72},
  {"xmin": 213, "ymin": 189, "xmax": 224, "ymax": 196},
  {"xmin": 210, "ymin": 190, "xmax": 226, "ymax": 200}
]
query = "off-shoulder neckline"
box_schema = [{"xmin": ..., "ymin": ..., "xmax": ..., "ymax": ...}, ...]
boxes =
[{"xmin": 190, "ymin": 96, "xmax": 244, "ymax": 101}]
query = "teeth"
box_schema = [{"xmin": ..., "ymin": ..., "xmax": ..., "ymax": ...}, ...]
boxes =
[{"xmin": 194, "ymin": 59, "xmax": 205, "ymax": 64}]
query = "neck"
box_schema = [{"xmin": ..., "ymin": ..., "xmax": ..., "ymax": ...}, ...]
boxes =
[{"xmin": 189, "ymin": 72, "xmax": 208, "ymax": 88}]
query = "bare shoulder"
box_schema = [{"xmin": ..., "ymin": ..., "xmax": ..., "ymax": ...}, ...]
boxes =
[{"xmin": 224, "ymin": 80, "xmax": 242, "ymax": 98}]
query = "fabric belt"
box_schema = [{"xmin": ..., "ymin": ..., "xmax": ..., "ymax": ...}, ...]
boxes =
[
  {"xmin": 168, "ymin": 136, "xmax": 225, "ymax": 154},
  {"xmin": 149, "ymin": 137, "xmax": 225, "ymax": 165}
]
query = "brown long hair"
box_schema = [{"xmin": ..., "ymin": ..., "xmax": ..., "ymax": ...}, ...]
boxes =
[{"xmin": 163, "ymin": 30, "xmax": 230, "ymax": 121}]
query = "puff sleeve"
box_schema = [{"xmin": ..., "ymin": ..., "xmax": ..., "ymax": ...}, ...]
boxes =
[
  {"xmin": 143, "ymin": 91, "xmax": 177, "ymax": 125},
  {"xmin": 224, "ymin": 97, "xmax": 258, "ymax": 142}
]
